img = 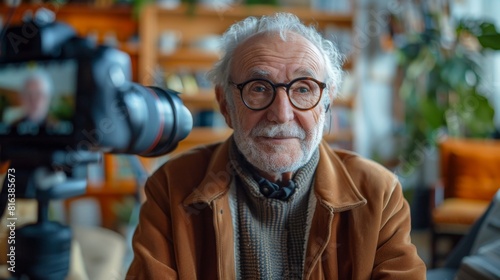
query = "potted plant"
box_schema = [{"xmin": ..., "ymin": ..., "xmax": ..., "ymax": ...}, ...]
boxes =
[
  {"xmin": 392, "ymin": 3, "xmax": 500, "ymax": 175},
  {"xmin": 388, "ymin": 2, "xmax": 500, "ymax": 228}
]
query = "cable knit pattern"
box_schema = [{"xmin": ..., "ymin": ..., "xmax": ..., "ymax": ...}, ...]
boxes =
[{"xmin": 229, "ymin": 140, "xmax": 319, "ymax": 279}]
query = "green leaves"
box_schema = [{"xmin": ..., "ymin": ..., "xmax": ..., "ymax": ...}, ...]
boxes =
[
  {"xmin": 420, "ymin": 97, "xmax": 445, "ymax": 131},
  {"xmin": 457, "ymin": 19, "xmax": 500, "ymax": 50},
  {"xmin": 397, "ymin": 18, "xmax": 498, "ymax": 157},
  {"xmin": 455, "ymin": 91, "xmax": 495, "ymax": 136},
  {"xmin": 477, "ymin": 34, "xmax": 500, "ymax": 50}
]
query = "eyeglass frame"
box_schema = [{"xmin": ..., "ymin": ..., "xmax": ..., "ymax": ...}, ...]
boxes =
[{"xmin": 229, "ymin": 76, "xmax": 327, "ymax": 111}]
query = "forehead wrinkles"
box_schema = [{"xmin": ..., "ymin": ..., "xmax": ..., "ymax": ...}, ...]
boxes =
[{"xmin": 231, "ymin": 33, "xmax": 325, "ymax": 80}]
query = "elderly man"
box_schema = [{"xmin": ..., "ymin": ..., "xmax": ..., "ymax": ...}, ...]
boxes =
[
  {"xmin": 12, "ymin": 72, "xmax": 53, "ymax": 125},
  {"xmin": 127, "ymin": 13, "xmax": 426, "ymax": 279}
]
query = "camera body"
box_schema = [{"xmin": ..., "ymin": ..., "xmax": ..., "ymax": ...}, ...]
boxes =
[{"xmin": 0, "ymin": 17, "xmax": 192, "ymax": 160}]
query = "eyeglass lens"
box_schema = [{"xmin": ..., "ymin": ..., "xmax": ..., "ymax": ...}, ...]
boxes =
[{"xmin": 242, "ymin": 79, "xmax": 322, "ymax": 110}]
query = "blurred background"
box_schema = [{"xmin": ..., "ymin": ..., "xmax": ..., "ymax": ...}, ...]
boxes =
[{"xmin": 1, "ymin": 0, "xmax": 499, "ymax": 278}]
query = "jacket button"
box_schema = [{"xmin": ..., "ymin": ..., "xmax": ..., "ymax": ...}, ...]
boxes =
[{"xmin": 262, "ymin": 187, "xmax": 270, "ymax": 195}]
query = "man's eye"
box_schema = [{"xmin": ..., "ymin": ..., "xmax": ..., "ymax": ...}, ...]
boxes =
[
  {"xmin": 250, "ymin": 83, "xmax": 270, "ymax": 93},
  {"xmin": 292, "ymin": 86, "xmax": 311, "ymax": 94},
  {"xmin": 252, "ymin": 86, "xmax": 266, "ymax": 92},
  {"xmin": 297, "ymin": 87, "xmax": 311, "ymax": 93}
]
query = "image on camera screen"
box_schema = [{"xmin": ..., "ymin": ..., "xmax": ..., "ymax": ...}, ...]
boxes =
[{"xmin": 0, "ymin": 59, "xmax": 77, "ymax": 136}]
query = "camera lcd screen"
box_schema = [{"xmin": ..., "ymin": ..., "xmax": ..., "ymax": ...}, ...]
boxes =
[{"xmin": 0, "ymin": 59, "xmax": 77, "ymax": 136}]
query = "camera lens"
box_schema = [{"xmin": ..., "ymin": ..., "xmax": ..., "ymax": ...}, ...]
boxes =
[{"xmin": 121, "ymin": 85, "xmax": 193, "ymax": 157}]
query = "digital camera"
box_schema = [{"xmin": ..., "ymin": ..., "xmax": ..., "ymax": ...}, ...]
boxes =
[{"xmin": 0, "ymin": 14, "xmax": 193, "ymax": 160}]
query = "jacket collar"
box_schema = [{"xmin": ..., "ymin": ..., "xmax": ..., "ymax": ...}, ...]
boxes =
[
  {"xmin": 184, "ymin": 138, "xmax": 366, "ymax": 211},
  {"xmin": 314, "ymin": 141, "xmax": 367, "ymax": 212},
  {"xmin": 183, "ymin": 139, "xmax": 233, "ymax": 206}
]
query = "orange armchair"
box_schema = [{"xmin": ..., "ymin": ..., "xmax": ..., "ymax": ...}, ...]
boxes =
[{"xmin": 430, "ymin": 138, "xmax": 500, "ymax": 267}]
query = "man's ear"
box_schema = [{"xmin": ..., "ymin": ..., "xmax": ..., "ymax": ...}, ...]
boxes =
[{"xmin": 215, "ymin": 85, "xmax": 233, "ymax": 128}]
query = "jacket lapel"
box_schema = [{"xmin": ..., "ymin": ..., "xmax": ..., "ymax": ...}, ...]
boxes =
[
  {"xmin": 183, "ymin": 140, "xmax": 233, "ymax": 206},
  {"xmin": 182, "ymin": 139, "xmax": 236, "ymax": 279},
  {"xmin": 304, "ymin": 141, "xmax": 367, "ymax": 278},
  {"xmin": 313, "ymin": 141, "xmax": 367, "ymax": 211}
]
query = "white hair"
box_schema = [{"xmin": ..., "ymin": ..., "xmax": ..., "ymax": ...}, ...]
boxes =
[
  {"xmin": 207, "ymin": 12, "xmax": 344, "ymax": 107},
  {"xmin": 23, "ymin": 70, "xmax": 53, "ymax": 96}
]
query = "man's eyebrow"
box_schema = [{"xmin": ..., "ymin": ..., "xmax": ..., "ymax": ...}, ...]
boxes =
[
  {"xmin": 246, "ymin": 69, "xmax": 271, "ymax": 79},
  {"xmin": 294, "ymin": 68, "xmax": 316, "ymax": 78},
  {"xmin": 242, "ymin": 68, "xmax": 318, "ymax": 80}
]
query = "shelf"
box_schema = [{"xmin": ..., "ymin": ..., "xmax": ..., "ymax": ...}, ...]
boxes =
[
  {"xmin": 158, "ymin": 48, "xmax": 353, "ymax": 71},
  {"xmin": 139, "ymin": 3, "xmax": 355, "ymax": 85},
  {"xmin": 172, "ymin": 127, "xmax": 233, "ymax": 155},
  {"xmin": 180, "ymin": 92, "xmax": 218, "ymax": 111},
  {"xmin": 159, "ymin": 48, "xmax": 220, "ymax": 63},
  {"xmin": 0, "ymin": 4, "xmax": 137, "ymax": 43},
  {"xmin": 149, "ymin": 4, "xmax": 354, "ymax": 27},
  {"xmin": 118, "ymin": 42, "xmax": 140, "ymax": 56},
  {"xmin": 0, "ymin": 3, "xmax": 134, "ymax": 16},
  {"xmin": 159, "ymin": 48, "xmax": 220, "ymax": 69}
]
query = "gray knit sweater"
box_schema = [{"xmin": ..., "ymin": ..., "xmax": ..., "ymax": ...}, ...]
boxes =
[{"xmin": 229, "ymin": 141, "xmax": 319, "ymax": 279}]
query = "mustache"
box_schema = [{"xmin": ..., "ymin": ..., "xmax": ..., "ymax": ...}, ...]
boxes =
[{"xmin": 250, "ymin": 122, "xmax": 306, "ymax": 139}]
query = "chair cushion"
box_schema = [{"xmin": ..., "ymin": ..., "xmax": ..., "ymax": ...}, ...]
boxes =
[
  {"xmin": 439, "ymin": 139, "xmax": 500, "ymax": 184},
  {"xmin": 433, "ymin": 198, "xmax": 489, "ymax": 233},
  {"xmin": 447, "ymin": 151, "xmax": 500, "ymax": 201}
]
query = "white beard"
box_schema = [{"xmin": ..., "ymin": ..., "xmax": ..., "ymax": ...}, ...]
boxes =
[{"xmin": 232, "ymin": 112, "xmax": 325, "ymax": 174}]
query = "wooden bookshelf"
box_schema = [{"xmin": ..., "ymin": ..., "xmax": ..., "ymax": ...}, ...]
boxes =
[
  {"xmin": 139, "ymin": 3, "xmax": 355, "ymax": 85},
  {"xmin": 180, "ymin": 92, "xmax": 219, "ymax": 111}
]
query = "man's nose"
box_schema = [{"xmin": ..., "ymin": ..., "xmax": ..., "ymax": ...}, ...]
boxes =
[{"xmin": 266, "ymin": 88, "xmax": 294, "ymax": 123}]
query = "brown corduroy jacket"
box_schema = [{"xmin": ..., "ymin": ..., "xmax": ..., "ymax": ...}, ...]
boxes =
[{"xmin": 126, "ymin": 139, "xmax": 426, "ymax": 279}]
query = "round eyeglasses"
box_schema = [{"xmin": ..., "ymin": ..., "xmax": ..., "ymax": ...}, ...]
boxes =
[{"xmin": 230, "ymin": 77, "xmax": 327, "ymax": 111}]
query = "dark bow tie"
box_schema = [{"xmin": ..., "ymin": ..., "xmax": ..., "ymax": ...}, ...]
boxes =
[{"xmin": 257, "ymin": 178, "xmax": 296, "ymax": 200}]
